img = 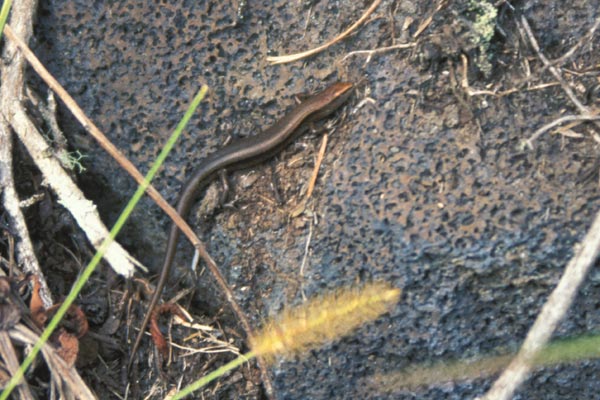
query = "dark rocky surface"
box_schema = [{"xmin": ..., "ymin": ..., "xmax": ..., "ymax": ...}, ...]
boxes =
[{"xmin": 18, "ymin": 0, "xmax": 600, "ymax": 398}]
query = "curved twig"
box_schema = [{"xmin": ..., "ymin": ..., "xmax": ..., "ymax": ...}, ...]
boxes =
[{"xmin": 267, "ymin": 0, "xmax": 382, "ymax": 65}]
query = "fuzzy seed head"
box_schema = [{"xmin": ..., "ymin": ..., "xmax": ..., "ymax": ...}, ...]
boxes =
[{"xmin": 250, "ymin": 282, "xmax": 401, "ymax": 362}]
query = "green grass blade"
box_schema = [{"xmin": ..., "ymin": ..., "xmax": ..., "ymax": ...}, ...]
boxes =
[
  {"xmin": 0, "ymin": 84, "xmax": 209, "ymax": 399},
  {"xmin": 172, "ymin": 352, "xmax": 255, "ymax": 399},
  {"xmin": 0, "ymin": 0, "xmax": 13, "ymax": 41}
]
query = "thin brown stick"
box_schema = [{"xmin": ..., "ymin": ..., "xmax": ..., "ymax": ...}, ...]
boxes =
[
  {"xmin": 496, "ymin": 15, "xmax": 600, "ymax": 94},
  {"xmin": 290, "ymin": 132, "xmax": 329, "ymax": 218},
  {"xmin": 3, "ymin": 24, "xmax": 274, "ymax": 397},
  {"xmin": 518, "ymin": 15, "xmax": 600, "ymax": 145},
  {"xmin": 342, "ymin": 42, "xmax": 416, "ymax": 64},
  {"xmin": 482, "ymin": 201, "xmax": 600, "ymax": 400},
  {"xmin": 520, "ymin": 16, "xmax": 593, "ymax": 117},
  {"xmin": 267, "ymin": 0, "xmax": 382, "ymax": 65},
  {"xmin": 460, "ymin": 54, "xmax": 560, "ymax": 97},
  {"xmin": 306, "ymin": 133, "xmax": 329, "ymax": 200},
  {"xmin": 469, "ymin": 82, "xmax": 560, "ymax": 97},
  {"xmin": 549, "ymin": 16, "xmax": 600, "ymax": 67},
  {"xmin": 524, "ymin": 114, "xmax": 600, "ymax": 149},
  {"xmin": 412, "ymin": 0, "xmax": 448, "ymax": 39}
]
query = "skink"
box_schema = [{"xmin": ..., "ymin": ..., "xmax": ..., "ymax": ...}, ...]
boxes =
[{"xmin": 129, "ymin": 81, "xmax": 354, "ymax": 365}]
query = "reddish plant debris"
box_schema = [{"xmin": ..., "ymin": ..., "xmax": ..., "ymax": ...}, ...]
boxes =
[
  {"xmin": 28, "ymin": 274, "xmax": 89, "ymax": 366},
  {"xmin": 45, "ymin": 303, "xmax": 89, "ymax": 339},
  {"xmin": 55, "ymin": 328, "xmax": 79, "ymax": 367},
  {"xmin": 149, "ymin": 303, "xmax": 187, "ymax": 357},
  {"xmin": 29, "ymin": 274, "xmax": 47, "ymax": 329}
]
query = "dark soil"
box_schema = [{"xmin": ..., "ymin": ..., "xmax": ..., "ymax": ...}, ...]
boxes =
[{"xmin": 2, "ymin": 0, "xmax": 600, "ymax": 398}]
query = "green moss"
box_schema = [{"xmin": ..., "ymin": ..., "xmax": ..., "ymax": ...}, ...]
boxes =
[{"xmin": 468, "ymin": 0, "xmax": 498, "ymax": 75}]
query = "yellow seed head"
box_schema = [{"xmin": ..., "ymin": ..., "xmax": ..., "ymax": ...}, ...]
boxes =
[{"xmin": 250, "ymin": 282, "xmax": 401, "ymax": 362}]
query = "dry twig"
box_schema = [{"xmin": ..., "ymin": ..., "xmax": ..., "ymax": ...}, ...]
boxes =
[
  {"xmin": 9, "ymin": 99, "xmax": 143, "ymax": 277},
  {"xmin": 412, "ymin": 0, "xmax": 448, "ymax": 39},
  {"xmin": 548, "ymin": 16, "xmax": 600, "ymax": 67},
  {"xmin": 0, "ymin": 332, "xmax": 34, "ymax": 399},
  {"xmin": 0, "ymin": 123, "xmax": 53, "ymax": 306},
  {"xmin": 267, "ymin": 0, "xmax": 382, "ymax": 65},
  {"xmin": 524, "ymin": 114, "xmax": 600, "ymax": 149},
  {"xmin": 342, "ymin": 42, "xmax": 416, "ymax": 65},
  {"xmin": 290, "ymin": 133, "xmax": 329, "ymax": 217},
  {"xmin": 459, "ymin": 54, "xmax": 560, "ymax": 97},
  {"xmin": 481, "ymin": 210, "xmax": 600, "ymax": 400},
  {"xmin": 518, "ymin": 15, "xmax": 600, "ymax": 147},
  {"xmin": 0, "ymin": 3, "xmax": 52, "ymax": 308},
  {"xmin": 520, "ymin": 16, "xmax": 590, "ymax": 114}
]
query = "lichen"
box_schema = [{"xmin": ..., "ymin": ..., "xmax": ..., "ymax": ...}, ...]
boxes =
[{"xmin": 468, "ymin": 0, "xmax": 498, "ymax": 76}]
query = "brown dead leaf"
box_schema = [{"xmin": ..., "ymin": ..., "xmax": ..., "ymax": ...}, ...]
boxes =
[{"xmin": 55, "ymin": 328, "xmax": 79, "ymax": 367}]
